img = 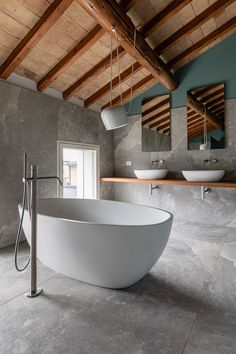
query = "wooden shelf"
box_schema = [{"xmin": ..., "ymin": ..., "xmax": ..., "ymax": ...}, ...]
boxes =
[{"xmin": 100, "ymin": 177, "xmax": 236, "ymax": 189}]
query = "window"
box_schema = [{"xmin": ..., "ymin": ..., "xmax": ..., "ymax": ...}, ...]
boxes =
[{"xmin": 57, "ymin": 141, "xmax": 99, "ymax": 199}]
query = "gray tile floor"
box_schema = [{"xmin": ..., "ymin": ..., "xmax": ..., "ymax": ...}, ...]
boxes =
[{"xmin": 0, "ymin": 221, "xmax": 236, "ymax": 354}]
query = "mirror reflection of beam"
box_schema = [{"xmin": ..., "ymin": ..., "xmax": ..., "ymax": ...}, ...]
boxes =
[
  {"xmin": 197, "ymin": 90, "xmax": 224, "ymax": 105},
  {"xmin": 142, "ymin": 97, "xmax": 169, "ymax": 117},
  {"xmin": 142, "ymin": 108, "xmax": 170, "ymax": 126},
  {"xmin": 188, "ymin": 124, "xmax": 216, "ymax": 139},
  {"xmin": 206, "ymin": 97, "xmax": 224, "ymax": 110},
  {"xmin": 188, "ymin": 122, "xmax": 215, "ymax": 135},
  {"xmin": 187, "ymin": 113, "xmax": 202, "ymax": 122},
  {"xmin": 188, "ymin": 118, "xmax": 205, "ymax": 130},
  {"xmin": 209, "ymin": 102, "xmax": 224, "ymax": 113},
  {"xmin": 187, "ymin": 91, "xmax": 223, "ymax": 130},
  {"xmin": 149, "ymin": 119, "xmax": 170, "ymax": 130},
  {"xmin": 194, "ymin": 83, "xmax": 224, "ymax": 100}
]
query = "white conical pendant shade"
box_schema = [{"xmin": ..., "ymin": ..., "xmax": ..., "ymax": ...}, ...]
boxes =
[{"xmin": 101, "ymin": 105, "xmax": 128, "ymax": 130}]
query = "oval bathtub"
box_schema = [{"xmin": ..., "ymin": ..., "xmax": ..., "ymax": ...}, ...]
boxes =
[{"xmin": 21, "ymin": 198, "xmax": 173, "ymax": 289}]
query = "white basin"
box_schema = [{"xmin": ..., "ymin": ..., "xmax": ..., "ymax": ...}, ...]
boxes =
[
  {"xmin": 182, "ymin": 170, "xmax": 225, "ymax": 182},
  {"xmin": 134, "ymin": 169, "xmax": 167, "ymax": 179}
]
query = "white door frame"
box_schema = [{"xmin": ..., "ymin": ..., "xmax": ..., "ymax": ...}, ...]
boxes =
[{"xmin": 57, "ymin": 140, "xmax": 100, "ymax": 199}]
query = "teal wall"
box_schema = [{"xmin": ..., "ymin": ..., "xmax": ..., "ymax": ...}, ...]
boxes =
[{"xmin": 126, "ymin": 32, "xmax": 236, "ymax": 115}]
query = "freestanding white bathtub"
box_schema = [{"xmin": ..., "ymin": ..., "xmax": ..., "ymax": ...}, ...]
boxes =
[{"xmin": 21, "ymin": 199, "xmax": 173, "ymax": 289}]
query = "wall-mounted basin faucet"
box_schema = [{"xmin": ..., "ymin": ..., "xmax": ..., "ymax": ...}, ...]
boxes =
[
  {"xmin": 203, "ymin": 159, "xmax": 218, "ymax": 164},
  {"xmin": 152, "ymin": 159, "xmax": 164, "ymax": 167}
]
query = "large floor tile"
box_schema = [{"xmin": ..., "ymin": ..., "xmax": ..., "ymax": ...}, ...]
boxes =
[
  {"xmin": 202, "ymin": 229, "xmax": 236, "ymax": 314},
  {"xmin": 183, "ymin": 308, "xmax": 236, "ymax": 354},
  {"xmin": 0, "ymin": 242, "xmax": 29, "ymax": 266},
  {"xmin": 150, "ymin": 222, "xmax": 228, "ymax": 302},
  {"xmin": 0, "ymin": 273, "xmax": 196, "ymax": 354},
  {"xmin": 0, "ymin": 256, "xmax": 55, "ymax": 306}
]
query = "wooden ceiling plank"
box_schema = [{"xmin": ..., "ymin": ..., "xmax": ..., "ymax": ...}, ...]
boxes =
[
  {"xmin": 156, "ymin": 0, "xmax": 234, "ymax": 55},
  {"xmin": 0, "ymin": 0, "xmax": 74, "ymax": 79},
  {"xmin": 37, "ymin": 24, "xmax": 105, "ymax": 91},
  {"xmin": 140, "ymin": 0, "xmax": 192, "ymax": 38},
  {"xmin": 168, "ymin": 16, "xmax": 236, "ymax": 68},
  {"xmin": 77, "ymin": 0, "xmax": 177, "ymax": 90},
  {"xmin": 102, "ymin": 74, "xmax": 155, "ymax": 109},
  {"xmin": 63, "ymin": 46, "xmax": 125, "ymax": 100},
  {"xmin": 84, "ymin": 61, "xmax": 142, "ymax": 107}
]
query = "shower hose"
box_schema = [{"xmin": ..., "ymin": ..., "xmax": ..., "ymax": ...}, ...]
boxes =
[{"xmin": 14, "ymin": 179, "xmax": 30, "ymax": 272}]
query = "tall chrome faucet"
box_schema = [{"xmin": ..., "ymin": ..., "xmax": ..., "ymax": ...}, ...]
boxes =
[{"xmin": 23, "ymin": 153, "xmax": 62, "ymax": 298}]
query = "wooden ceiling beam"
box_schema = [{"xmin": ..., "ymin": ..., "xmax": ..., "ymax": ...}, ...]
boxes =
[
  {"xmin": 168, "ymin": 17, "xmax": 236, "ymax": 68},
  {"xmin": 140, "ymin": 0, "xmax": 192, "ymax": 38},
  {"xmin": 187, "ymin": 92, "xmax": 223, "ymax": 130},
  {"xmin": 156, "ymin": 0, "xmax": 234, "ymax": 55},
  {"xmin": 102, "ymin": 74, "xmax": 155, "ymax": 109},
  {"xmin": 63, "ymin": 46, "xmax": 125, "ymax": 100},
  {"xmin": 119, "ymin": 0, "xmax": 139, "ymax": 12},
  {"xmin": 84, "ymin": 61, "xmax": 142, "ymax": 107},
  {"xmin": 77, "ymin": 0, "xmax": 177, "ymax": 90},
  {"xmin": 0, "ymin": 0, "xmax": 74, "ymax": 79},
  {"xmin": 37, "ymin": 25, "xmax": 105, "ymax": 92}
]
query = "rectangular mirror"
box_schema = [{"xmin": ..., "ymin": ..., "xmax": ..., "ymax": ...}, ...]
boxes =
[
  {"xmin": 187, "ymin": 83, "xmax": 225, "ymax": 150},
  {"xmin": 141, "ymin": 94, "xmax": 171, "ymax": 152}
]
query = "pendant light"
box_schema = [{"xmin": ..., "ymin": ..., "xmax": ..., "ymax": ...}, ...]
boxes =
[
  {"xmin": 101, "ymin": 26, "xmax": 137, "ymax": 130},
  {"xmin": 200, "ymin": 105, "xmax": 208, "ymax": 150}
]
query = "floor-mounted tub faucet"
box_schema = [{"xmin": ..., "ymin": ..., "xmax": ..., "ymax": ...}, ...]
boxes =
[{"xmin": 17, "ymin": 153, "xmax": 62, "ymax": 298}]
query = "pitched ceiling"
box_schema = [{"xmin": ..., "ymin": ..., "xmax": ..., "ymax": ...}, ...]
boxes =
[{"xmin": 0, "ymin": 0, "xmax": 235, "ymax": 111}]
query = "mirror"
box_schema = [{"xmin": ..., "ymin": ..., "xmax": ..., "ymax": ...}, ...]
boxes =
[
  {"xmin": 187, "ymin": 83, "xmax": 225, "ymax": 150},
  {"xmin": 141, "ymin": 94, "xmax": 171, "ymax": 152}
]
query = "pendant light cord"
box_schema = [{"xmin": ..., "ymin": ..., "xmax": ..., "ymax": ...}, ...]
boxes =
[
  {"xmin": 109, "ymin": 28, "xmax": 113, "ymax": 106},
  {"xmin": 204, "ymin": 105, "xmax": 207, "ymax": 145},
  {"xmin": 115, "ymin": 30, "xmax": 123, "ymax": 105},
  {"xmin": 127, "ymin": 26, "xmax": 137, "ymax": 114},
  {"xmin": 109, "ymin": 25, "xmax": 137, "ymax": 110}
]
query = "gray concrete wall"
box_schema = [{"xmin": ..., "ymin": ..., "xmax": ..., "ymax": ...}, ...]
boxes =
[
  {"xmin": 0, "ymin": 80, "xmax": 114, "ymax": 248},
  {"xmin": 114, "ymin": 98, "xmax": 236, "ymax": 227}
]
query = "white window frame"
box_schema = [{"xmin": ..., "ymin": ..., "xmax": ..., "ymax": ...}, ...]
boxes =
[{"xmin": 57, "ymin": 140, "xmax": 100, "ymax": 199}]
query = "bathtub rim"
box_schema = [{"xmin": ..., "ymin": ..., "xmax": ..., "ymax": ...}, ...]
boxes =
[{"xmin": 19, "ymin": 198, "xmax": 173, "ymax": 228}]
